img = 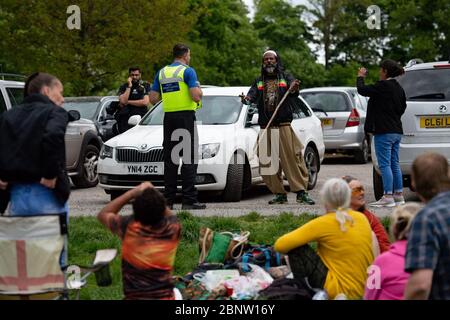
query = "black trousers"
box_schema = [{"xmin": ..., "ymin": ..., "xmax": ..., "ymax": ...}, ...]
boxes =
[
  {"xmin": 288, "ymin": 245, "xmax": 328, "ymax": 289},
  {"xmin": 116, "ymin": 106, "xmax": 147, "ymax": 134},
  {"xmin": 163, "ymin": 111, "xmax": 198, "ymax": 204}
]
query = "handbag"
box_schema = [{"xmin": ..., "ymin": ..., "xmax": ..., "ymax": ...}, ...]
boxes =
[{"xmin": 198, "ymin": 227, "xmax": 250, "ymax": 264}]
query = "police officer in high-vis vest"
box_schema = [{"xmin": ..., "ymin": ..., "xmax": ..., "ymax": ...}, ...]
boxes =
[{"xmin": 150, "ymin": 44, "xmax": 206, "ymax": 210}]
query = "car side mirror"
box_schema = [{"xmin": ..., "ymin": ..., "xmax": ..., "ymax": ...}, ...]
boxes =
[
  {"xmin": 128, "ymin": 115, "xmax": 141, "ymax": 126},
  {"xmin": 251, "ymin": 113, "xmax": 259, "ymax": 125},
  {"xmin": 68, "ymin": 110, "xmax": 81, "ymax": 122}
]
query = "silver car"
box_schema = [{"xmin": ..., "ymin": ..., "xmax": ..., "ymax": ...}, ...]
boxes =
[
  {"xmin": 63, "ymin": 96, "xmax": 119, "ymax": 142},
  {"xmin": 300, "ymin": 87, "xmax": 370, "ymax": 163},
  {"xmin": 0, "ymin": 78, "xmax": 102, "ymax": 188},
  {"xmin": 372, "ymin": 60, "xmax": 450, "ymax": 199}
]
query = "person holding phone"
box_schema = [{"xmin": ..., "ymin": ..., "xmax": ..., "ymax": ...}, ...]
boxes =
[
  {"xmin": 117, "ymin": 67, "xmax": 151, "ymax": 133},
  {"xmin": 356, "ymin": 60, "xmax": 407, "ymax": 208}
]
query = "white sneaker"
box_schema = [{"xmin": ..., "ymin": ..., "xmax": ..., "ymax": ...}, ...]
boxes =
[
  {"xmin": 394, "ymin": 195, "xmax": 405, "ymax": 206},
  {"xmin": 394, "ymin": 194, "xmax": 405, "ymax": 205},
  {"xmin": 369, "ymin": 196, "xmax": 396, "ymax": 208}
]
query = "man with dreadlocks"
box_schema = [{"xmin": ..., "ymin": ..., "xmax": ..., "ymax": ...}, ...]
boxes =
[{"xmin": 242, "ymin": 50, "xmax": 315, "ymax": 205}]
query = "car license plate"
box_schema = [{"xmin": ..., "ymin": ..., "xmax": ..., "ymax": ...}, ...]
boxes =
[
  {"xmin": 126, "ymin": 163, "xmax": 164, "ymax": 174},
  {"xmin": 420, "ymin": 116, "xmax": 450, "ymax": 129},
  {"xmin": 321, "ymin": 119, "xmax": 333, "ymax": 128}
]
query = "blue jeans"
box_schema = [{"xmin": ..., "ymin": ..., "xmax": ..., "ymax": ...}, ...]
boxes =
[
  {"xmin": 9, "ymin": 183, "xmax": 69, "ymax": 266},
  {"xmin": 374, "ymin": 133, "xmax": 403, "ymax": 194},
  {"xmin": 9, "ymin": 183, "xmax": 68, "ymax": 216}
]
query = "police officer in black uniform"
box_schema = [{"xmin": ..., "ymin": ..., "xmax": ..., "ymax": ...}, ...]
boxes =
[{"xmin": 117, "ymin": 67, "xmax": 151, "ymax": 133}]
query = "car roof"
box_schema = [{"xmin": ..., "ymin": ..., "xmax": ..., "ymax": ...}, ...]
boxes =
[
  {"xmin": 64, "ymin": 96, "xmax": 117, "ymax": 102},
  {"xmin": 65, "ymin": 96, "xmax": 103, "ymax": 102},
  {"xmin": 0, "ymin": 80, "xmax": 24, "ymax": 86},
  {"xmin": 405, "ymin": 60, "xmax": 450, "ymax": 71},
  {"xmin": 202, "ymin": 86, "xmax": 250, "ymax": 96},
  {"xmin": 300, "ymin": 87, "xmax": 357, "ymax": 93}
]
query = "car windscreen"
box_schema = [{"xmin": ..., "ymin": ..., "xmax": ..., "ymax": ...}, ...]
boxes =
[
  {"xmin": 397, "ymin": 68, "xmax": 450, "ymax": 101},
  {"xmin": 141, "ymin": 95, "xmax": 242, "ymax": 125},
  {"xmin": 63, "ymin": 101, "xmax": 99, "ymax": 120},
  {"xmin": 300, "ymin": 92, "xmax": 351, "ymax": 112}
]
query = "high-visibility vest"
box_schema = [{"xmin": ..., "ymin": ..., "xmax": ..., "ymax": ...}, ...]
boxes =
[{"xmin": 159, "ymin": 64, "xmax": 200, "ymax": 112}]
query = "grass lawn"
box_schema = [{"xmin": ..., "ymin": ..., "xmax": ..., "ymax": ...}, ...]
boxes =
[{"xmin": 68, "ymin": 211, "xmax": 391, "ymax": 300}]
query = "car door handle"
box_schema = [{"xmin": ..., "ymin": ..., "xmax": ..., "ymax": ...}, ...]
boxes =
[{"xmin": 298, "ymin": 129, "xmax": 305, "ymax": 132}]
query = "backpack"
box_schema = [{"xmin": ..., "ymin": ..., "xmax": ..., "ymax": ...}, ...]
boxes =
[
  {"xmin": 258, "ymin": 278, "xmax": 315, "ymax": 300},
  {"xmin": 239, "ymin": 245, "xmax": 285, "ymax": 272}
]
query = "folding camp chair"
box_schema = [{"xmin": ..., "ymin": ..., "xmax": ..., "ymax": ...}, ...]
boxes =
[{"xmin": 0, "ymin": 213, "xmax": 116, "ymax": 300}]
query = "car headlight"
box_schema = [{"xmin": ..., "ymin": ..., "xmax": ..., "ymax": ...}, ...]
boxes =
[
  {"xmin": 200, "ymin": 143, "xmax": 220, "ymax": 159},
  {"xmin": 100, "ymin": 145, "xmax": 114, "ymax": 159}
]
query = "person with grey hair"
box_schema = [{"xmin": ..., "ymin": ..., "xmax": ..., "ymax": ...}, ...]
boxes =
[{"xmin": 274, "ymin": 178, "xmax": 376, "ymax": 299}]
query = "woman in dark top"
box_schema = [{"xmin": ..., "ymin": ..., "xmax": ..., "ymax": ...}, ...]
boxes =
[{"xmin": 356, "ymin": 60, "xmax": 407, "ymax": 208}]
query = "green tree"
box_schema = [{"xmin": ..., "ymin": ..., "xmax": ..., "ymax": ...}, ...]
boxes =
[
  {"xmin": 306, "ymin": 0, "xmax": 384, "ymax": 68},
  {"xmin": 382, "ymin": 0, "xmax": 450, "ymax": 63},
  {"xmin": 325, "ymin": 61, "xmax": 379, "ymax": 86},
  {"xmin": 0, "ymin": 0, "xmax": 193, "ymax": 95},
  {"xmin": 187, "ymin": 0, "xmax": 263, "ymax": 86},
  {"xmin": 253, "ymin": 0, "xmax": 326, "ymax": 88}
]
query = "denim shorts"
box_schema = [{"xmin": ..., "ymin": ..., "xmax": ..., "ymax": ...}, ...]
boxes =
[{"xmin": 9, "ymin": 183, "xmax": 68, "ymax": 216}]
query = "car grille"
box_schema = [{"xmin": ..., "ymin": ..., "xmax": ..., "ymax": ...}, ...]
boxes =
[
  {"xmin": 99, "ymin": 174, "xmax": 216, "ymax": 187},
  {"xmin": 116, "ymin": 148, "xmax": 164, "ymax": 163}
]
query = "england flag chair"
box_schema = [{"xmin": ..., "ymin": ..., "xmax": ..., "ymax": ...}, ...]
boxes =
[{"xmin": 0, "ymin": 213, "xmax": 116, "ymax": 300}]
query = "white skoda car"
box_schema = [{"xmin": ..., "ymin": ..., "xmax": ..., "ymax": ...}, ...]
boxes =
[{"xmin": 98, "ymin": 87, "xmax": 325, "ymax": 201}]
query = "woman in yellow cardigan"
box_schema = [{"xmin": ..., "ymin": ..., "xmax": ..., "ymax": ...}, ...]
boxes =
[{"xmin": 274, "ymin": 178, "xmax": 376, "ymax": 299}]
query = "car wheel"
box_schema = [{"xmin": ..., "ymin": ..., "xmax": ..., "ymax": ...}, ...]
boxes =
[
  {"xmin": 71, "ymin": 144, "xmax": 99, "ymax": 188},
  {"xmin": 373, "ymin": 167, "xmax": 383, "ymax": 200},
  {"xmin": 221, "ymin": 153, "xmax": 244, "ymax": 202},
  {"xmin": 304, "ymin": 145, "xmax": 319, "ymax": 190},
  {"xmin": 354, "ymin": 137, "xmax": 369, "ymax": 164}
]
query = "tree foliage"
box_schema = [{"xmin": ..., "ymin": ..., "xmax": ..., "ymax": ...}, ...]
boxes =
[
  {"xmin": 306, "ymin": 0, "xmax": 384, "ymax": 68},
  {"xmin": 187, "ymin": 0, "xmax": 263, "ymax": 86},
  {"xmin": 0, "ymin": 0, "xmax": 448, "ymax": 94},
  {"xmin": 253, "ymin": 0, "xmax": 326, "ymax": 87},
  {"xmin": 382, "ymin": 0, "xmax": 450, "ymax": 64},
  {"xmin": 0, "ymin": 0, "xmax": 193, "ymax": 95}
]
